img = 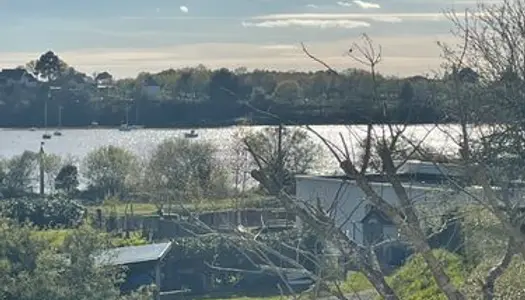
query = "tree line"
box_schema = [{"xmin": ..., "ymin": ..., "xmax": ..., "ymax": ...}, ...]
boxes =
[
  {"xmin": 0, "ymin": 50, "xmax": 478, "ymax": 128},
  {"xmin": 0, "ymin": 126, "xmax": 318, "ymax": 204}
]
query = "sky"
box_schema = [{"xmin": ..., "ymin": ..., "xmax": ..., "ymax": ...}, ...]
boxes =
[{"xmin": 0, "ymin": 0, "xmax": 502, "ymax": 78}]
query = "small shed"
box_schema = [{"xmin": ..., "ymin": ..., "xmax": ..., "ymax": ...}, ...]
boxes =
[{"xmin": 95, "ymin": 242, "xmax": 173, "ymax": 300}]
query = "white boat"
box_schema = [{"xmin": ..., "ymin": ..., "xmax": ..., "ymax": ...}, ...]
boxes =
[
  {"xmin": 119, "ymin": 124, "xmax": 132, "ymax": 131},
  {"xmin": 118, "ymin": 103, "xmax": 133, "ymax": 132},
  {"xmin": 184, "ymin": 129, "xmax": 198, "ymax": 138}
]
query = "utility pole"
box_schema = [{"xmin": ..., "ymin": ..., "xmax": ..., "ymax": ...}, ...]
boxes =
[{"xmin": 39, "ymin": 142, "xmax": 45, "ymax": 196}]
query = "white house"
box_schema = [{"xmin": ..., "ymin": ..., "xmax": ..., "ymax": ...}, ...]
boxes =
[{"xmin": 295, "ymin": 160, "xmax": 487, "ymax": 246}]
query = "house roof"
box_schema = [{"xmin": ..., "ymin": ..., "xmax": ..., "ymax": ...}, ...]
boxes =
[
  {"xmin": 95, "ymin": 242, "xmax": 173, "ymax": 266},
  {"xmin": 0, "ymin": 68, "xmax": 37, "ymax": 82},
  {"xmin": 361, "ymin": 208, "xmax": 393, "ymax": 225}
]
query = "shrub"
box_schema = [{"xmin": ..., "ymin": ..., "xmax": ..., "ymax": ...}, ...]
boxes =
[{"xmin": 0, "ymin": 195, "xmax": 86, "ymax": 228}]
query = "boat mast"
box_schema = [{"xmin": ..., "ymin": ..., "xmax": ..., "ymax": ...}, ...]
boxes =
[{"xmin": 58, "ymin": 106, "xmax": 63, "ymax": 129}]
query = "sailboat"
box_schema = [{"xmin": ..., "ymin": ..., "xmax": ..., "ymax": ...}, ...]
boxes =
[
  {"xmin": 184, "ymin": 129, "xmax": 198, "ymax": 138},
  {"xmin": 118, "ymin": 103, "xmax": 132, "ymax": 131},
  {"xmin": 42, "ymin": 99, "xmax": 52, "ymax": 140},
  {"xmin": 53, "ymin": 106, "xmax": 63, "ymax": 136}
]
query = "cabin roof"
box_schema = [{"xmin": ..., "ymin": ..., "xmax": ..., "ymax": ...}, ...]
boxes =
[
  {"xmin": 95, "ymin": 242, "xmax": 173, "ymax": 266},
  {"xmin": 0, "ymin": 68, "xmax": 37, "ymax": 82}
]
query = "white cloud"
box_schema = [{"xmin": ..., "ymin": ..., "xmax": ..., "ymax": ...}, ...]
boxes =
[
  {"xmin": 242, "ymin": 19, "xmax": 370, "ymax": 29},
  {"xmin": 252, "ymin": 13, "xmax": 447, "ymax": 22},
  {"xmin": 306, "ymin": 4, "xmax": 318, "ymax": 8},
  {"xmin": 353, "ymin": 0, "xmax": 380, "ymax": 9},
  {"xmin": 337, "ymin": 1, "xmax": 353, "ymax": 7},
  {"xmin": 243, "ymin": 12, "xmax": 447, "ymax": 29},
  {"xmin": 179, "ymin": 5, "xmax": 189, "ymax": 13}
]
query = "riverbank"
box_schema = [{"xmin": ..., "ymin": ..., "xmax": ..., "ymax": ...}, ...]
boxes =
[{"xmin": 0, "ymin": 120, "xmax": 457, "ymax": 131}]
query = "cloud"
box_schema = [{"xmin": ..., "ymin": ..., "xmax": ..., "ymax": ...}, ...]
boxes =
[
  {"xmin": 353, "ymin": 0, "xmax": 380, "ymax": 9},
  {"xmin": 242, "ymin": 19, "xmax": 370, "ymax": 29},
  {"xmin": 337, "ymin": 1, "xmax": 353, "ymax": 7},
  {"xmin": 252, "ymin": 13, "xmax": 447, "ymax": 22},
  {"xmin": 179, "ymin": 6, "xmax": 189, "ymax": 13},
  {"xmin": 242, "ymin": 12, "xmax": 449, "ymax": 29},
  {"xmin": 306, "ymin": 4, "xmax": 318, "ymax": 8}
]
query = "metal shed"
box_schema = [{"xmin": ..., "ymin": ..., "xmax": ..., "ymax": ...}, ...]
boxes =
[{"xmin": 95, "ymin": 242, "xmax": 173, "ymax": 300}]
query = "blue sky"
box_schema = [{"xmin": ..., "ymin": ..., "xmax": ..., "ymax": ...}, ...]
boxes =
[{"xmin": 0, "ymin": 0, "xmax": 500, "ymax": 77}]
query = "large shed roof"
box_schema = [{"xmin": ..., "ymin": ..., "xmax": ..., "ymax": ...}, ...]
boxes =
[{"xmin": 95, "ymin": 242, "xmax": 173, "ymax": 266}]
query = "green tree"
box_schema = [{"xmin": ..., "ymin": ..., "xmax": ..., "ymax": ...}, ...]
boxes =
[
  {"xmin": 42, "ymin": 153, "xmax": 62, "ymax": 192},
  {"xmin": 84, "ymin": 146, "xmax": 139, "ymax": 198},
  {"xmin": 54, "ymin": 164, "xmax": 80, "ymax": 193},
  {"xmin": 145, "ymin": 138, "xmax": 229, "ymax": 203},
  {"xmin": 30, "ymin": 50, "xmax": 67, "ymax": 82},
  {"xmin": 3, "ymin": 151, "xmax": 38, "ymax": 196},
  {"xmin": 0, "ymin": 219, "xmax": 153, "ymax": 300},
  {"xmin": 242, "ymin": 125, "xmax": 320, "ymax": 195}
]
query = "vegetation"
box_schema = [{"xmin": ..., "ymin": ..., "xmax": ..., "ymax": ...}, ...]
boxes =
[
  {"xmin": 2, "ymin": 49, "xmax": 455, "ymax": 129},
  {"xmin": 241, "ymin": 125, "xmax": 321, "ymax": 195},
  {"xmin": 0, "ymin": 218, "xmax": 153, "ymax": 300},
  {"xmin": 144, "ymin": 138, "xmax": 230, "ymax": 202},
  {"xmin": 84, "ymin": 146, "xmax": 139, "ymax": 198},
  {"xmin": 0, "ymin": 195, "xmax": 85, "ymax": 228}
]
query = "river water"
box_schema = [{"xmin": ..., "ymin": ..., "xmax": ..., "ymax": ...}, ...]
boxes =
[{"xmin": 0, "ymin": 124, "xmax": 461, "ymax": 178}]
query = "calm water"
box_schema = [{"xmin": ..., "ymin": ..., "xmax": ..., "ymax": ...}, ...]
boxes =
[{"xmin": 0, "ymin": 125, "xmax": 461, "ymax": 176}]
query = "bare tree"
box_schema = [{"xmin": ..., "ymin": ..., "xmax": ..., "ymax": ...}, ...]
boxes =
[
  {"xmin": 433, "ymin": 1, "xmax": 525, "ymax": 298},
  {"xmin": 297, "ymin": 34, "xmax": 466, "ymax": 300}
]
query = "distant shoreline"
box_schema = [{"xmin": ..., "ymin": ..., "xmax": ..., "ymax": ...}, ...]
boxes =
[{"xmin": 0, "ymin": 121, "xmax": 455, "ymax": 131}]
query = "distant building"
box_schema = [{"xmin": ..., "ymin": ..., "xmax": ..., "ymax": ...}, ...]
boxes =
[
  {"xmin": 0, "ymin": 68, "xmax": 38, "ymax": 87},
  {"xmin": 295, "ymin": 160, "xmax": 469, "ymax": 245},
  {"xmin": 142, "ymin": 76, "xmax": 161, "ymax": 99},
  {"xmin": 295, "ymin": 160, "xmax": 503, "ymax": 270}
]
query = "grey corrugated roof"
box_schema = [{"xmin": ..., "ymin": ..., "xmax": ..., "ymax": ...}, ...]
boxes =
[{"xmin": 95, "ymin": 242, "xmax": 172, "ymax": 266}]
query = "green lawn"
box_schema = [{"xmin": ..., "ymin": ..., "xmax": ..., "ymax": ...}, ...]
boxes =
[{"xmin": 89, "ymin": 195, "xmax": 272, "ymax": 216}]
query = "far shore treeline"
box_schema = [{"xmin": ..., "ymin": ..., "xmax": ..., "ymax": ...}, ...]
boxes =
[{"xmin": 0, "ymin": 51, "xmax": 485, "ymax": 128}]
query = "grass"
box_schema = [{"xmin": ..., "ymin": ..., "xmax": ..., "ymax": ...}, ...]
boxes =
[
  {"xmin": 89, "ymin": 195, "xmax": 273, "ymax": 217},
  {"xmin": 202, "ymin": 249, "xmax": 467, "ymax": 300},
  {"xmin": 31, "ymin": 228, "xmax": 147, "ymax": 248},
  {"xmin": 194, "ymin": 296, "xmax": 287, "ymax": 300}
]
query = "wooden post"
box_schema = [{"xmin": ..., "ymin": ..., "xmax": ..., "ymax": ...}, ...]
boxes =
[{"xmin": 39, "ymin": 142, "xmax": 45, "ymax": 196}]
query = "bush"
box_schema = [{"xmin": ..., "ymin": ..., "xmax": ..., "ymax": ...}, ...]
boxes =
[{"xmin": 0, "ymin": 196, "xmax": 86, "ymax": 228}]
